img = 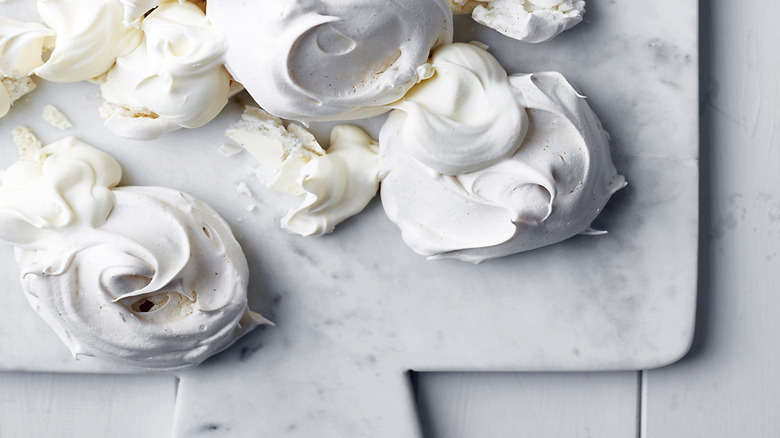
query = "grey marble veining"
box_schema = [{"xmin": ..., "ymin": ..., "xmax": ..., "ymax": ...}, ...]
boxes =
[{"xmin": 0, "ymin": 1, "xmax": 697, "ymax": 436}]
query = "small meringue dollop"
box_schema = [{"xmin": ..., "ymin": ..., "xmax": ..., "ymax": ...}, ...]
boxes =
[
  {"xmin": 282, "ymin": 125, "xmax": 384, "ymax": 237},
  {"xmin": 380, "ymin": 44, "xmax": 624, "ymax": 263},
  {"xmin": 225, "ymin": 107, "xmax": 383, "ymax": 236},
  {"xmin": 382, "ymin": 42, "xmax": 528, "ymax": 175},
  {"xmin": 100, "ymin": 0, "xmax": 232, "ymax": 140},
  {"xmin": 33, "ymin": 0, "xmax": 143, "ymax": 82},
  {"xmin": 207, "ymin": 0, "xmax": 454, "ymax": 121},
  {"xmin": 0, "ymin": 136, "xmax": 266, "ymax": 370}
]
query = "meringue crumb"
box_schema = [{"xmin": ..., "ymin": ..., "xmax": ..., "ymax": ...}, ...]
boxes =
[
  {"xmin": 42, "ymin": 105, "xmax": 74, "ymax": 129},
  {"xmin": 12, "ymin": 126, "xmax": 44, "ymax": 161},
  {"xmin": 236, "ymin": 182, "xmax": 253, "ymax": 197},
  {"xmin": 247, "ymin": 166, "xmax": 262, "ymax": 177},
  {"xmin": 219, "ymin": 143, "xmax": 242, "ymax": 157},
  {"xmin": 246, "ymin": 205, "xmax": 256, "ymax": 212},
  {"xmin": 2, "ymin": 76, "xmax": 37, "ymax": 103}
]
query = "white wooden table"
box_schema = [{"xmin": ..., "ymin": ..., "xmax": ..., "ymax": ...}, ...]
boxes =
[{"xmin": 2, "ymin": 1, "xmax": 779, "ymax": 436}]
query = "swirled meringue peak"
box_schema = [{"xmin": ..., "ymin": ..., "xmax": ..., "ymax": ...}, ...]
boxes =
[
  {"xmin": 382, "ymin": 42, "xmax": 528, "ymax": 175},
  {"xmin": 33, "ymin": 0, "xmax": 143, "ymax": 82},
  {"xmin": 380, "ymin": 44, "xmax": 625, "ymax": 263},
  {"xmin": 0, "ymin": 136, "xmax": 267, "ymax": 370},
  {"xmin": 100, "ymin": 0, "xmax": 232, "ymax": 140},
  {"xmin": 0, "ymin": 17, "xmax": 55, "ymax": 78},
  {"xmin": 206, "ymin": 0, "xmax": 453, "ymax": 122},
  {"xmin": 471, "ymin": 0, "xmax": 586, "ymax": 43}
]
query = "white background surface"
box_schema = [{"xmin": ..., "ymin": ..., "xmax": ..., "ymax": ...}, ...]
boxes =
[{"xmin": 1, "ymin": 0, "xmax": 778, "ymax": 437}]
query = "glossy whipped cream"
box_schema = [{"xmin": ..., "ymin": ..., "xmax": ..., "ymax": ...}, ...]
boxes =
[
  {"xmin": 120, "ymin": 0, "xmax": 182, "ymax": 25},
  {"xmin": 282, "ymin": 125, "xmax": 384, "ymax": 236},
  {"xmin": 207, "ymin": 0, "xmax": 454, "ymax": 121},
  {"xmin": 384, "ymin": 42, "xmax": 528, "ymax": 175},
  {"xmin": 0, "ymin": 136, "xmax": 266, "ymax": 370},
  {"xmin": 33, "ymin": 0, "xmax": 142, "ymax": 82},
  {"xmin": 471, "ymin": 0, "xmax": 586, "ymax": 43},
  {"xmin": 0, "ymin": 17, "xmax": 54, "ymax": 78},
  {"xmin": 0, "ymin": 17, "xmax": 51, "ymax": 118},
  {"xmin": 100, "ymin": 0, "xmax": 232, "ymax": 140},
  {"xmin": 380, "ymin": 43, "xmax": 625, "ymax": 263},
  {"xmin": 226, "ymin": 106, "xmax": 383, "ymax": 236}
]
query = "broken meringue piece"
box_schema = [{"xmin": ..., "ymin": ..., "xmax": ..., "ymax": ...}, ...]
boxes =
[
  {"xmin": 472, "ymin": 0, "xmax": 586, "ymax": 43},
  {"xmin": 226, "ymin": 106, "xmax": 383, "ymax": 236}
]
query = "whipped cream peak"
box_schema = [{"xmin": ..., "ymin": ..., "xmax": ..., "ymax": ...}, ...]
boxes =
[
  {"xmin": 33, "ymin": 0, "xmax": 143, "ymax": 82},
  {"xmin": 0, "ymin": 137, "xmax": 121, "ymax": 249},
  {"xmin": 382, "ymin": 42, "xmax": 528, "ymax": 175},
  {"xmin": 120, "ymin": 0, "xmax": 187, "ymax": 26},
  {"xmin": 282, "ymin": 125, "xmax": 384, "ymax": 236},
  {"xmin": 0, "ymin": 17, "xmax": 55, "ymax": 78},
  {"xmin": 207, "ymin": 0, "xmax": 454, "ymax": 121}
]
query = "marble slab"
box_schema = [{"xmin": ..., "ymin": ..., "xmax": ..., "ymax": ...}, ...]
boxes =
[{"xmin": 0, "ymin": 1, "xmax": 698, "ymax": 436}]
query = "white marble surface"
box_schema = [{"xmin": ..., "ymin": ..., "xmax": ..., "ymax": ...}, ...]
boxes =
[{"xmin": 0, "ymin": 1, "xmax": 698, "ymax": 436}]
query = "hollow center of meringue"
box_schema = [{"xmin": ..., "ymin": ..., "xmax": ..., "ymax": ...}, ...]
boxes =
[
  {"xmin": 289, "ymin": 17, "xmax": 404, "ymax": 98},
  {"xmin": 131, "ymin": 294, "xmax": 169, "ymax": 313}
]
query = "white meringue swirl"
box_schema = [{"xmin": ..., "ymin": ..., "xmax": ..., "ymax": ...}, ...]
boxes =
[
  {"xmin": 282, "ymin": 125, "xmax": 384, "ymax": 236},
  {"xmin": 0, "ymin": 17, "xmax": 54, "ymax": 78},
  {"xmin": 33, "ymin": 0, "xmax": 143, "ymax": 82},
  {"xmin": 100, "ymin": 0, "xmax": 231, "ymax": 140},
  {"xmin": 380, "ymin": 44, "xmax": 625, "ymax": 263},
  {"xmin": 207, "ymin": 0, "xmax": 454, "ymax": 121},
  {"xmin": 382, "ymin": 43, "xmax": 528, "ymax": 175},
  {"xmin": 0, "ymin": 137, "xmax": 264, "ymax": 370}
]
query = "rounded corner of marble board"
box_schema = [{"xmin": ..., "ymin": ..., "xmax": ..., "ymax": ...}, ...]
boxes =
[{"xmin": 629, "ymin": 334, "xmax": 696, "ymax": 372}]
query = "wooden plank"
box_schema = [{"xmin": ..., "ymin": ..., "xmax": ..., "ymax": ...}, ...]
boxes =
[
  {"xmin": 0, "ymin": 373, "xmax": 177, "ymax": 438},
  {"xmin": 643, "ymin": 0, "xmax": 780, "ymax": 436},
  {"xmin": 415, "ymin": 372, "xmax": 639, "ymax": 438}
]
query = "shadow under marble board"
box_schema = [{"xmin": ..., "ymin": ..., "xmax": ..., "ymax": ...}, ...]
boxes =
[{"xmin": 0, "ymin": 1, "xmax": 697, "ymax": 436}]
